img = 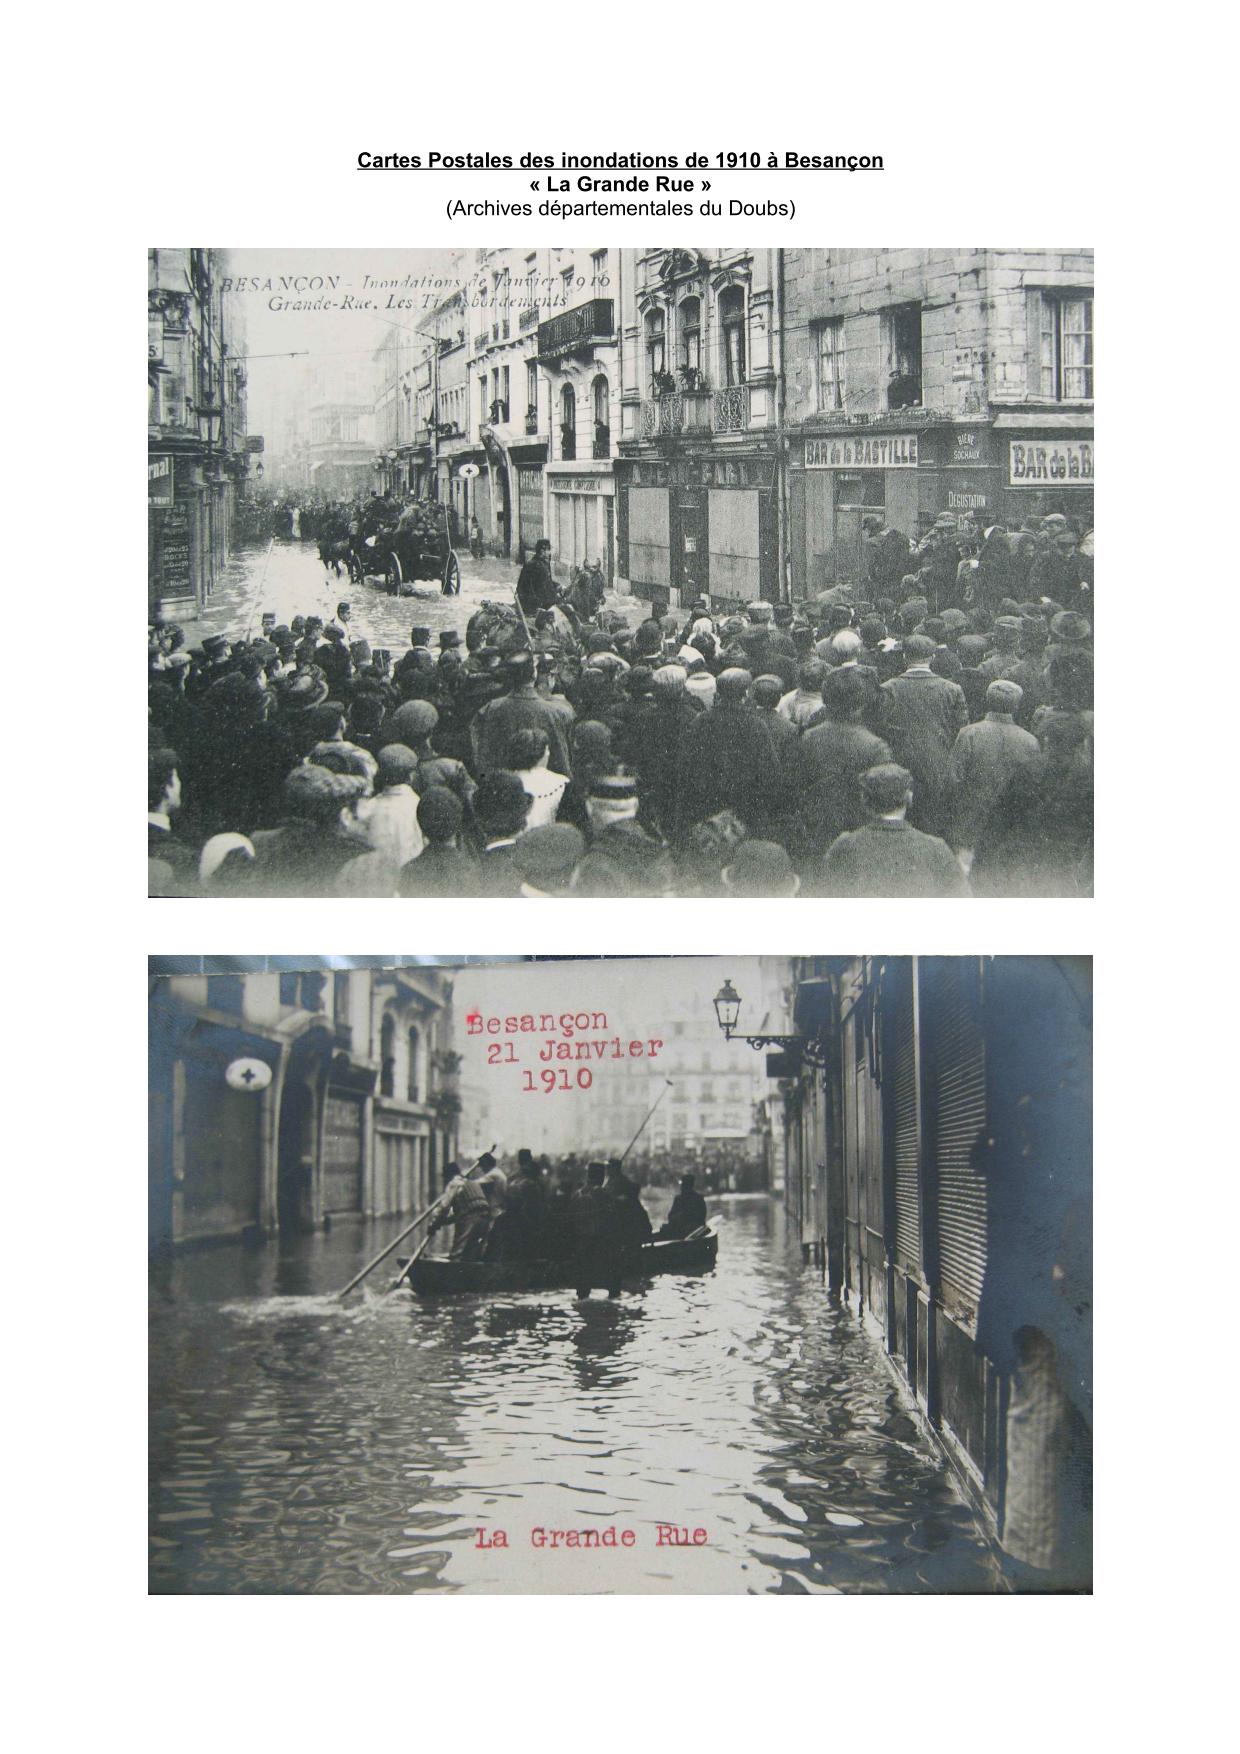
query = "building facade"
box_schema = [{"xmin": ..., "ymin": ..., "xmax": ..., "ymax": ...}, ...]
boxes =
[
  {"xmin": 149, "ymin": 966, "xmax": 460, "ymax": 1253},
  {"xmin": 615, "ymin": 248, "xmax": 783, "ymax": 612},
  {"xmin": 148, "ymin": 248, "xmax": 254, "ymax": 620},
  {"xmin": 781, "ymin": 249, "xmax": 1094, "ymax": 594},
  {"xmin": 773, "ymin": 956, "xmax": 1091, "ymax": 1565}
]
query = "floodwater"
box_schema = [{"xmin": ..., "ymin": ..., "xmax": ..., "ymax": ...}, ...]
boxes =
[{"xmin": 149, "ymin": 1199, "xmax": 1003, "ymax": 1594}]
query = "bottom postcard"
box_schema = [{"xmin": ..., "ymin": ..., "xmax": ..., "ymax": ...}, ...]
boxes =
[{"xmin": 149, "ymin": 954, "xmax": 1091, "ymax": 1595}]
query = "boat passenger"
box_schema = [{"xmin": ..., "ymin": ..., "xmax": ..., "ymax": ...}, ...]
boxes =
[
  {"xmin": 604, "ymin": 1159, "xmax": 654, "ymax": 1248},
  {"xmin": 660, "ymin": 1175, "xmax": 708, "ymax": 1240},
  {"xmin": 505, "ymin": 1148, "xmax": 549, "ymax": 1260},
  {"xmin": 571, "ymin": 1162, "xmax": 625, "ymax": 1299}
]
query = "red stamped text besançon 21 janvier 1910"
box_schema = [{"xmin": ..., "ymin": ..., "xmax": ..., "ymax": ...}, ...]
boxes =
[{"xmin": 466, "ymin": 1009, "xmax": 665, "ymax": 1094}]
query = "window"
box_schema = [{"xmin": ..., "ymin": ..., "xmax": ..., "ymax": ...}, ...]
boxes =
[
  {"xmin": 279, "ymin": 973, "xmax": 300, "ymax": 1007},
  {"xmin": 300, "ymin": 973, "xmax": 326, "ymax": 1012},
  {"xmin": 333, "ymin": 972, "xmax": 349, "ymax": 1026},
  {"xmin": 678, "ymin": 296, "xmax": 701, "ymax": 375},
  {"xmin": 561, "ymin": 384, "xmax": 576, "ymax": 461},
  {"xmin": 591, "ymin": 249, "xmax": 608, "ymax": 286},
  {"xmin": 592, "ymin": 375, "xmax": 609, "ymax": 457},
  {"xmin": 502, "ymin": 365, "xmax": 510, "ymax": 410},
  {"xmin": 526, "ymin": 361, "xmax": 538, "ymax": 419},
  {"xmin": 814, "ymin": 318, "xmax": 846, "ymax": 411},
  {"xmin": 645, "ymin": 308, "xmax": 666, "ymax": 389},
  {"xmin": 883, "ymin": 303, "xmax": 922, "ymax": 409},
  {"xmin": 206, "ymin": 975, "xmax": 243, "ymax": 1015},
  {"xmin": 380, "ymin": 1014, "xmax": 395, "ymax": 1099},
  {"xmin": 407, "ymin": 1027, "xmax": 420, "ymax": 1102},
  {"xmin": 561, "ymin": 267, "xmax": 575, "ymax": 302},
  {"xmin": 719, "ymin": 286, "xmax": 746, "ymax": 387},
  {"xmin": 479, "ymin": 377, "xmax": 488, "ymax": 425},
  {"xmin": 1039, "ymin": 292, "xmax": 1093, "ymax": 400}
]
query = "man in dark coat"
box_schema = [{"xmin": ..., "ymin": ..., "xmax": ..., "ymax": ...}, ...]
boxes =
[
  {"xmin": 971, "ymin": 715, "xmax": 1093, "ymax": 897},
  {"xmin": 398, "ymin": 787, "xmax": 479, "ymax": 897},
  {"xmin": 472, "ymin": 771, "xmax": 532, "ymax": 895},
  {"xmin": 516, "ymin": 538, "xmax": 558, "ymax": 618},
  {"xmin": 820, "ymin": 763, "xmax": 968, "ymax": 897},
  {"xmin": 571, "ymin": 1163, "xmax": 626, "ymax": 1298},
  {"xmin": 879, "ymin": 636, "xmax": 969, "ymax": 836},
  {"xmin": 471, "ymin": 651, "xmax": 575, "ymax": 778},
  {"xmin": 790, "ymin": 668, "xmax": 893, "ymax": 859},
  {"xmin": 623, "ymin": 664, "xmax": 700, "ymax": 838},
  {"xmin": 660, "ymin": 1175, "xmax": 707, "ymax": 1239},
  {"xmin": 678, "ymin": 668, "xmax": 775, "ymax": 837},
  {"xmin": 862, "ymin": 517, "xmax": 912, "ymax": 595},
  {"xmin": 505, "ymin": 1149, "xmax": 549, "ymax": 1260},
  {"xmin": 975, "ymin": 523, "xmax": 1014, "ymax": 613},
  {"xmin": 148, "ymin": 748, "xmax": 199, "ymax": 891}
]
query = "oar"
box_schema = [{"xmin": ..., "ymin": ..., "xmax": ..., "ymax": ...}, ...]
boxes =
[
  {"xmin": 387, "ymin": 1145, "xmax": 498, "ymax": 1292},
  {"xmin": 618, "ymin": 1080, "xmax": 673, "ymax": 1165},
  {"xmin": 335, "ymin": 1144, "xmax": 495, "ymax": 1299}
]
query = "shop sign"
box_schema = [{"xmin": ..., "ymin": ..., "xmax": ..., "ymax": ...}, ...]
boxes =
[
  {"xmin": 225, "ymin": 1057, "xmax": 272, "ymax": 1093},
  {"xmin": 550, "ymin": 475, "xmax": 614, "ymax": 496},
  {"xmin": 805, "ymin": 433, "xmax": 919, "ymax": 469},
  {"xmin": 1009, "ymin": 439, "xmax": 1093, "ymax": 486},
  {"xmin": 148, "ymin": 456, "xmax": 175, "ymax": 506},
  {"xmin": 950, "ymin": 429, "xmax": 984, "ymax": 464},
  {"xmin": 946, "ymin": 484, "xmax": 990, "ymax": 515}
]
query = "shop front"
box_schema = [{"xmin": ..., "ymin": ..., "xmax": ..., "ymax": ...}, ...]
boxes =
[
  {"xmin": 546, "ymin": 461, "xmax": 614, "ymax": 582},
  {"xmin": 149, "ymin": 451, "xmax": 208, "ymax": 620},
  {"xmin": 616, "ymin": 449, "xmax": 777, "ymax": 612},
  {"xmin": 511, "ymin": 444, "xmax": 548, "ymax": 557}
]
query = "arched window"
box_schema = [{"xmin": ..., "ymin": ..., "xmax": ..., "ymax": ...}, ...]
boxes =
[
  {"xmin": 407, "ymin": 1027, "xmax": 420, "ymax": 1103},
  {"xmin": 560, "ymin": 383, "xmax": 576, "ymax": 461},
  {"xmin": 679, "ymin": 297, "xmax": 701, "ymax": 377},
  {"xmin": 645, "ymin": 308, "xmax": 666, "ymax": 391},
  {"xmin": 380, "ymin": 1013, "xmax": 395, "ymax": 1098},
  {"xmin": 719, "ymin": 286, "xmax": 746, "ymax": 387},
  {"xmin": 592, "ymin": 376, "xmax": 609, "ymax": 457}
]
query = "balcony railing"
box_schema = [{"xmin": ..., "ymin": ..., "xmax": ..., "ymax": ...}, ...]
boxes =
[
  {"xmin": 593, "ymin": 426, "xmax": 611, "ymax": 459},
  {"xmin": 537, "ymin": 297, "xmax": 614, "ymax": 362},
  {"xmin": 713, "ymin": 385, "xmax": 751, "ymax": 433},
  {"xmin": 638, "ymin": 392, "xmax": 712, "ymax": 439},
  {"xmin": 560, "ymin": 426, "xmax": 577, "ymax": 461},
  {"xmin": 518, "ymin": 304, "xmax": 540, "ymax": 331}
]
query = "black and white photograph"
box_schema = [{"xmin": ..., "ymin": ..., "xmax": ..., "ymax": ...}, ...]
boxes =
[
  {"xmin": 148, "ymin": 247, "xmax": 1094, "ymax": 900},
  {"xmin": 149, "ymin": 954, "xmax": 1092, "ymax": 1594}
]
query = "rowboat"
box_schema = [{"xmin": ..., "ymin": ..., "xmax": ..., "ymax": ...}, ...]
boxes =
[{"xmin": 402, "ymin": 1230, "xmax": 718, "ymax": 1297}]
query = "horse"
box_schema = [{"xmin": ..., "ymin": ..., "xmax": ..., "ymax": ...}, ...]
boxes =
[{"xmin": 318, "ymin": 536, "xmax": 351, "ymax": 578}]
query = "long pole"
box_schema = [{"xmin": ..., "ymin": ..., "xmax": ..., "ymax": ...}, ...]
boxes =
[
  {"xmin": 335, "ymin": 1143, "xmax": 495, "ymax": 1299},
  {"xmin": 618, "ymin": 1080, "xmax": 673, "ymax": 1166}
]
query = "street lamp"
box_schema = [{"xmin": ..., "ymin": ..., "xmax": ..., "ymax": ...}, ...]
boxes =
[{"xmin": 711, "ymin": 977, "xmax": 829, "ymax": 1067}]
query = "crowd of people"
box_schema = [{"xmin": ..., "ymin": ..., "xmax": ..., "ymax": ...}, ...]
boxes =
[
  {"xmin": 148, "ymin": 510, "xmax": 1093, "ymax": 898},
  {"xmin": 429, "ymin": 1150, "xmax": 706, "ymax": 1299}
]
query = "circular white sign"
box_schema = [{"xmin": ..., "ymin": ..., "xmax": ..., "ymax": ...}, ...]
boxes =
[
  {"xmin": 457, "ymin": 463, "xmax": 481, "ymax": 479},
  {"xmin": 226, "ymin": 1057, "xmax": 272, "ymax": 1093}
]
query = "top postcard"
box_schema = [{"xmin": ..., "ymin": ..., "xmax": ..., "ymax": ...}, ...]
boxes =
[{"xmin": 148, "ymin": 246, "xmax": 1093, "ymax": 898}]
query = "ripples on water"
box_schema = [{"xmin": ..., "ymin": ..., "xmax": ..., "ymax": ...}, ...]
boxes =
[{"xmin": 149, "ymin": 1200, "xmax": 1002, "ymax": 1594}]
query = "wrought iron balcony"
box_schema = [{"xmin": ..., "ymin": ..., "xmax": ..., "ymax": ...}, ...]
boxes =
[
  {"xmin": 638, "ymin": 392, "xmax": 712, "ymax": 440},
  {"xmin": 518, "ymin": 304, "xmax": 540, "ymax": 331},
  {"xmin": 713, "ymin": 385, "xmax": 751, "ymax": 434},
  {"xmin": 537, "ymin": 297, "xmax": 614, "ymax": 363}
]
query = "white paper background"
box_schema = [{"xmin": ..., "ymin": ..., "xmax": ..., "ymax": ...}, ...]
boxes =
[{"xmin": 8, "ymin": 4, "xmax": 1225, "ymax": 1749}]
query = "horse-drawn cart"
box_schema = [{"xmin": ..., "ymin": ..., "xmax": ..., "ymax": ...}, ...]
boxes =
[{"xmin": 348, "ymin": 503, "xmax": 462, "ymax": 597}]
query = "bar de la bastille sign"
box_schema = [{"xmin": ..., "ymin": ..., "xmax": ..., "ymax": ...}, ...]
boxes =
[
  {"xmin": 1009, "ymin": 439, "xmax": 1093, "ymax": 486},
  {"xmin": 805, "ymin": 434, "xmax": 919, "ymax": 469}
]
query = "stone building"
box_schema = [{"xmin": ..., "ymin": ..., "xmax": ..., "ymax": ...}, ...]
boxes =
[
  {"xmin": 780, "ymin": 249, "xmax": 1094, "ymax": 594},
  {"xmin": 614, "ymin": 248, "xmax": 783, "ymax": 612},
  {"xmin": 149, "ymin": 964, "xmax": 460, "ymax": 1253},
  {"xmin": 148, "ymin": 248, "xmax": 253, "ymax": 619}
]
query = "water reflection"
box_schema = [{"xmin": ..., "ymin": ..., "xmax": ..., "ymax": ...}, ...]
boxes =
[{"xmin": 150, "ymin": 1200, "xmax": 1002, "ymax": 1594}]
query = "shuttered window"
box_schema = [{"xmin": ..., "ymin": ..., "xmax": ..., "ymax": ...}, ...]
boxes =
[
  {"xmin": 886, "ymin": 963, "xmax": 921, "ymax": 1275},
  {"xmin": 924, "ymin": 958, "xmax": 989, "ymax": 1319}
]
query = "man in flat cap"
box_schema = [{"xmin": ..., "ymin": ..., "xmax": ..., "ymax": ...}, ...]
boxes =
[
  {"xmin": 947, "ymin": 680, "xmax": 1041, "ymax": 858},
  {"xmin": 879, "ymin": 637, "xmax": 968, "ymax": 836}
]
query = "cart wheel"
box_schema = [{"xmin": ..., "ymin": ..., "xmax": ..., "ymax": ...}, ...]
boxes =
[
  {"xmin": 347, "ymin": 552, "xmax": 365, "ymax": 585},
  {"xmin": 443, "ymin": 551, "xmax": 461, "ymax": 596},
  {"xmin": 386, "ymin": 553, "xmax": 403, "ymax": 595}
]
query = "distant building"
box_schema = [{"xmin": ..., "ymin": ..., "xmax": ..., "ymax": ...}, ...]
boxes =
[
  {"xmin": 148, "ymin": 248, "xmax": 254, "ymax": 619},
  {"xmin": 149, "ymin": 965, "xmax": 459, "ymax": 1252}
]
